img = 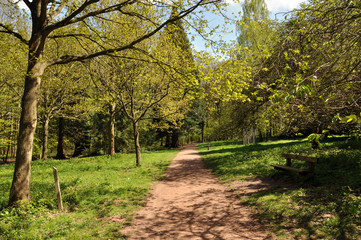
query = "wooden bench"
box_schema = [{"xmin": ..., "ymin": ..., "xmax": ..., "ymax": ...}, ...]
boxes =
[{"xmin": 271, "ymin": 153, "xmax": 318, "ymax": 176}]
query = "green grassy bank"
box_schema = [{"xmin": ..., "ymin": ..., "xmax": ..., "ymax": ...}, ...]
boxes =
[
  {"xmin": 198, "ymin": 138, "xmax": 361, "ymax": 239},
  {"xmin": 0, "ymin": 149, "xmax": 178, "ymax": 239}
]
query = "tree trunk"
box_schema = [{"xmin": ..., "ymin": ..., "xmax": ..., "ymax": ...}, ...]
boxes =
[
  {"xmin": 4, "ymin": 144, "xmax": 10, "ymax": 163},
  {"xmin": 1, "ymin": 149, "xmax": 5, "ymax": 163},
  {"xmin": 41, "ymin": 117, "xmax": 49, "ymax": 160},
  {"xmin": 8, "ymin": 6, "xmax": 51, "ymax": 204},
  {"xmin": 109, "ymin": 103, "xmax": 116, "ymax": 156},
  {"xmin": 9, "ymin": 65, "xmax": 44, "ymax": 205},
  {"xmin": 72, "ymin": 141, "xmax": 83, "ymax": 157},
  {"xmin": 200, "ymin": 121, "xmax": 205, "ymax": 143},
  {"xmin": 5, "ymin": 114, "xmax": 14, "ymax": 163},
  {"xmin": 171, "ymin": 130, "xmax": 179, "ymax": 148},
  {"xmin": 55, "ymin": 117, "xmax": 66, "ymax": 159},
  {"xmin": 165, "ymin": 133, "xmax": 172, "ymax": 148},
  {"xmin": 12, "ymin": 118, "xmax": 19, "ymax": 159},
  {"xmin": 133, "ymin": 121, "xmax": 141, "ymax": 166}
]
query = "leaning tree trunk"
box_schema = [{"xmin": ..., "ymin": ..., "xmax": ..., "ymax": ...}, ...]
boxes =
[
  {"xmin": 41, "ymin": 117, "xmax": 50, "ymax": 160},
  {"xmin": 55, "ymin": 117, "xmax": 66, "ymax": 159},
  {"xmin": 133, "ymin": 121, "xmax": 141, "ymax": 167},
  {"xmin": 9, "ymin": 61, "xmax": 46, "ymax": 205},
  {"xmin": 109, "ymin": 103, "xmax": 116, "ymax": 156}
]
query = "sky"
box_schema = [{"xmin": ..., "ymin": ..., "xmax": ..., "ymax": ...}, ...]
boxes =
[
  {"xmin": 265, "ymin": 0, "xmax": 307, "ymax": 13},
  {"xmin": 192, "ymin": 0, "xmax": 308, "ymax": 52}
]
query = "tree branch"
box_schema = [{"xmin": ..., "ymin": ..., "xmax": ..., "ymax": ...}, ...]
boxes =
[
  {"xmin": 46, "ymin": 0, "xmax": 211, "ymax": 66},
  {"xmin": 0, "ymin": 23, "xmax": 29, "ymax": 45},
  {"xmin": 47, "ymin": 0, "xmax": 67, "ymax": 23},
  {"xmin": 46, "ymin": 0, "xmax": 136, "ymax": 32}
]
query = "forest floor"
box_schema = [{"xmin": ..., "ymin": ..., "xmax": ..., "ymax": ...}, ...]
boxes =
[{"xmin": 121, "ymin": 144, "xmax": 272, "ymax": 239}]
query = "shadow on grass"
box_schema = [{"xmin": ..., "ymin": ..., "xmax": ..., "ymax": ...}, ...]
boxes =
[
  {"xmin": 200, "ymin": 140, "xmax": 306, "ymax": 156},
  {"xmin": 198, "ymin": 139, "xmax": 310, "ymax": 180},
  {"xmin": 245, "ymin": 181, "xmax": 361, "ymax": 239},
  {"xmin": 198, "ymin": 138, "xmax": 361, "ymax": 239}
]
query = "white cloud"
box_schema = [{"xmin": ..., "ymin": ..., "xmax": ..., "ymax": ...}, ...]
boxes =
[
  {"xmin": 18, "ymin": 1, "xmax": 27, "ymax": 9},
  {"xmin": 265, "ymin": 0, "xmax": 307, "ymax": 13},
  {"xmin": 225, "ymin": 0, "xmax": 307, "ymax": 13}
]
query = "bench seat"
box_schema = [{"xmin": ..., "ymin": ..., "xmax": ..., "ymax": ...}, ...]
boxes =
[
  {"xmin": 271, "ymin": 153, "xmax": 318, "ymax": 176},
  {"xmin": 271, "ymin": 164, "xmax": 312, "ymax": 175}
]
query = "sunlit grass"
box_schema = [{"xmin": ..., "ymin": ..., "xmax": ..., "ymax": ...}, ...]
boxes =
[
  {"xmin": 198, "ymin": 138, "xmax": 361, "ymax": 239},
  {"xmin": 0, "ymin": 149, "xmax": 178, "ymax": 239}
]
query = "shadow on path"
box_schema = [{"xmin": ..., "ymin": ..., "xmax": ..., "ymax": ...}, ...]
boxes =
[{"xmin": 121, "ymin": 145, "xmax": 270, "ymax": 239}]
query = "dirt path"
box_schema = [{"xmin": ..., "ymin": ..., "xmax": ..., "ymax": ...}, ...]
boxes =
[{"xmin": 121, "ymin": 145, "xmax": 270, "ymax": 239}]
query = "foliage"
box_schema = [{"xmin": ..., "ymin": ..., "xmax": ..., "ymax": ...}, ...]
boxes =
[
  {"xmin": 237, "ymin": 0, "xmax": 275, "ymax": 62},
  {"xmin": 308, "ymin": 133, "xmax": 323, "ymax": 149},
  {"xmin": 197, "ymin": 138, "xmax": 361, "ymax": 239},
  {"xmin": 253, "ymin": 0, "xmax": 361, "ymax": 137},
  {"xmin": 195, "ymin": 0, "xmax": 278, "ymax": 141},
  {"xmin": 197, "ymin": 0, "xmax": 361, "ymax": 142},
  {"xmin": 0, "ymin": 149, "xmax": 178, "ymax": 239},
  {"xmin": 335, "ymin": 113, "xmax": 361, "ymax": 139},
  {"xmin": 0, "ymin": 3, "xmax": 27, "ymax": 160}
]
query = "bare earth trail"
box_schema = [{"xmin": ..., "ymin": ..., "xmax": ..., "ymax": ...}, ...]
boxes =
[{"xmin": 121, "ymin": 144, "xmax": 271, "ymax": 239}]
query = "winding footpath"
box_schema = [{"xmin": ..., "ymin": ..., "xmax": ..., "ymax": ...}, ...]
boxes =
[{"xmin": 121, "ymin": 144, "xmax": 270, "ymax": 239}]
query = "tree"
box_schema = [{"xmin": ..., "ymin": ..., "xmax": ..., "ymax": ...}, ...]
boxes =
[
  {"xmin": 225, "ymin": 0, "xmax": 361, "ymax": 139},
  {"xmin": 237, "ymin": 0, "xmax": 274, "ymax": 61},
  {"xmin": 91, "ymin": 49, "xmax": 192, "ymax": 166},
  {"xmin": 89, "ymin": 6, "xmax": 197, "ymax": 164},
  {"xmin": 159, "ymin": 6, "xmax": 198, "ymax": 148},
  {"xmin": 39, "ymin": 62, "xmax": 91, "ymax": 159},
  {"xmin": 108, "ymin": 102, "xmax": 116, "ymax": 156},
  {"xmin": 1, "ymin": 0, "xmax": 222, "ymax": 205},
  {"xmin": 195, "ymin": 48, "xmax": 253, "ymax": 140},
  {"xmin": 181, "ymin": 98, "xmax": 207, "ymax": 143},
  {"xmin": 255, "ymin": 0, "xmax": 361, "ymax": 136}
]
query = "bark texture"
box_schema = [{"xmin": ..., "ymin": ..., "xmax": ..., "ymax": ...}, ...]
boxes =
[{"xmin": 9, "ymin": 65, "xmax": 44, "ymax": 204}]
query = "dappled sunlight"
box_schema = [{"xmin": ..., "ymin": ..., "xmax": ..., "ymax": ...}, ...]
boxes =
[
  {"xmin": 121, "ymin": 145, "xmax": 269, "ymax": 239},
  {"xmin": 198, "ymin": 138, "xmax": 361, "ymax": 238}
]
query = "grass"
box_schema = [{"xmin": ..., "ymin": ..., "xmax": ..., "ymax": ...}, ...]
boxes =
[
  {"xmin": 0, "ymin": 149, "xmax": 178, "ymax": 240},
  {"xmin": 198, "ymin": 137, "xmax": 361, "ymax": 239}
]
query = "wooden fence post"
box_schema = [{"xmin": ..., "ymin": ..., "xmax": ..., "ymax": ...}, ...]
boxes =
[{"xmin": 53, "ymin": 167, "xmax": 63, "ymax": 211}]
